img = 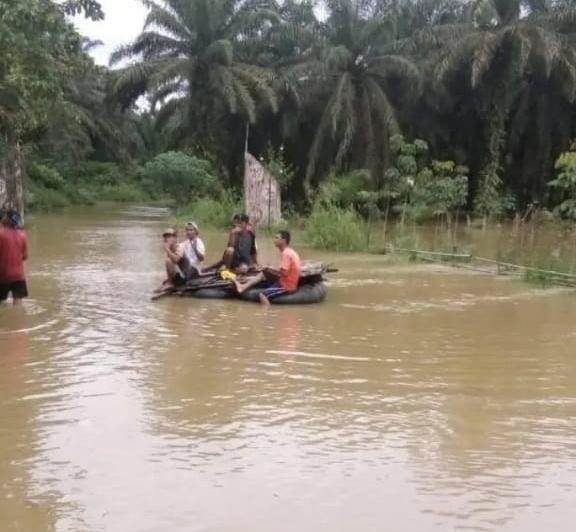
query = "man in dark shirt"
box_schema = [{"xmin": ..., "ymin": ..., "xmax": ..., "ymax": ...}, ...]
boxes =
[{"xmin": 226, "ymin": 214, "xmax": 257, "ymax": 269}]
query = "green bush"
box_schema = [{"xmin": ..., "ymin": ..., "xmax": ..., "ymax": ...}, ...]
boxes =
[
  {"xmin": 549, "ymin": 151, "xmax": 576, "ymax": 220},
  {"xmin": 27, "ymin": 163, "xmax": 66, "ymax": 189},
  {"xmin": 58, "ymin": 161, "xmax": 126, "ymax": 185},
  {"xmin": 25, "ymin": 183, "xmax": 70, "ymax": 211},
  {"xmin": 304, "ymin": 201, "xmax": 367, "ymax": 252},
  {"xmin": 140, "ymin": 151, "xmax": 221, "ymax": 204},
  {"xmin": 98, "ymin": 183, "xmax": 147, "ymax": 203},
  {"xmin": 180, "ymin": 192, "xmax": 241, "ymax": 229},
  {"xmin": 26, "ymin": 160, "xmax": 149, "ymax": 210},
  {"xmin": 319, "ymin": 170, "xmax": 373, "ymax": 206}
]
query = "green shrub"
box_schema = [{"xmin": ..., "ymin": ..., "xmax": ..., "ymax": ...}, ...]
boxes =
[
  {"xmin": 25, "ymin": 183, "xmax": 70, "ymax": 211},
  {"xmin": 27, "ymin": 163, "xmax": 66, "ymax": 189},
  {"xmin": 140, "ymin": 151, "xmax": 221, "ymax": 204},
  {"xmin": 319, "ymin": 170, "xmax": 373, "ymax": 206},
  {"xmin": 57, "ymin": 161, "xmax": 126, "ymax": 185},
  {"xmin": 549, "ymin": 151, "xmax": 576, "ymax": 220},
  {"xmin": 180, "ymin": 192, "xmax": 241, "ymax": 229},
  {"xmin": 304, "ymin": 201, "xmax": 367, "ymax": 252},
  {"xmin": 26, "ymin": 160, "xmax": 149, "ymax": 210},
  {"xmin": 98, "ymin": 183, "xmax": 147, "ymax": 203}
]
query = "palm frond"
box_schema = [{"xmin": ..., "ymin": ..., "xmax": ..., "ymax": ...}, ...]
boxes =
[
  {"xmin": 150, "ymin": 81, "xmax": 185, "ymax": 108},
  {"xmin": 555, "ymin": 55, "xmax": 576, "ymax": 101},
  {"xmin": 365, "ymin": 77, "xmax": 399, "ymax": 134},
  {"xmin": 205, "ymin": 39, "xmax": 234, "ymax": 66},
  {"xmin": 231, "ymin": 65, "xmax": 279, "ymax": 113},
  {"xmin": 144, "ymin": 3, "xmax": 193, "ymax": 41},
  {"xmin": 110, "ymin": 62, "xmax": 156, "ymax": 102},
  {"xmin": 471, "ymin": 32, "xmax": 500, "ymax": 87},
  {"xmin": 369, "ymin": 55, "xmax": 422, "ymax": 93},
  {"xmin": 232, "ymin": 77, "xmax": 257, "ymax": 123},
  {"xmin": 329, "ymin": 72, "xmax": 353, "ymax": 136},
  {"xmin": 155, "ymin": 96, "xmax": 187, "ymax": 131},
  {"xmin": 129, "ymin": 31, "xmax": 188, "ymax": 60},
  {"xmin": 333, "ymin": 75, "xmax": 356, "ymax": 168}
]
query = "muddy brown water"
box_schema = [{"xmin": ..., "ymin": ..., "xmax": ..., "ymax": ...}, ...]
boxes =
[{"xmin": 1, "ymin": 205, "xmax": 575, "ymax": 532}]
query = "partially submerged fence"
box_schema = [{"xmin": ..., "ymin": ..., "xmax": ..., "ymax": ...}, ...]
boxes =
[{"xmin": 385, "ymin": 245, "xmax": 576, "ymax": 288}]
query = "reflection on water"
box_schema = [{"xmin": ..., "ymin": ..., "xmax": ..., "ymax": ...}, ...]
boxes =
[{"xmin": 1, "ymin": 206, "xmax": 575, "ymax": 532}]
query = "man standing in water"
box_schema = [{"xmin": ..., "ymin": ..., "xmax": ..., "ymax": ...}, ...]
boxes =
[
  {"xmin": 235, "ymin": 230, "xmax": 301, "ymax": 306},
  {"xmin": 0, "ymin": 209, "xmax": 29, "ymax": 305}
]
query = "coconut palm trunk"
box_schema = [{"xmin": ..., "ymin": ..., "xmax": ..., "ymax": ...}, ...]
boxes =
[{"xmin": 0, "ymin": 138, "xmax": 24, "ymax": 215}]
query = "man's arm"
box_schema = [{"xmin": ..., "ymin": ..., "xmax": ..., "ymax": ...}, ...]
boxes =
[
  {"xmin": 227, "ymin": 228, "xmax": 239, "ymax": 248},
  {"xmin": 165, "ymin": 243, "xmax": 181, "ymax": 264},
  {"xmin": 22, "ymin": 234, "xmax": 28, "ymax": 261},
  {"xmin": 264, "ymin": 266, "xmax": 281, "ymax": 277},
  {"xmin": 194, "ymin": 239, "xmax": 206, "ymax": 262},
  {"xmin": 278, "ymin": 251, "xmax": 292, "ymax": 277},
  {"xmin": 250, "ymin": 232, "xmax": 258, "ymax": 265}
]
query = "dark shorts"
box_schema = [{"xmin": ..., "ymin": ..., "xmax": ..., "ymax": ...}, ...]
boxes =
[
  {"xmin": 0, "ymin": 281, "xmax": 28, "ymax": 301},
  {"xmin": 171, "ymin": 272, "xmax": 187, "ymax": 286},
  {"xmin": 172, "ymin": 266, "xmax": 200, "ymax": 286},
  {"xmin": 261, "ymin": 283, "xmax": 290, "ymax": 300}
]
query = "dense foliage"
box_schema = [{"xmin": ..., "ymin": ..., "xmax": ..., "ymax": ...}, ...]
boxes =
[{"xmin": 3, "ymin": 0, "xmax": 576, "ymax": 220}]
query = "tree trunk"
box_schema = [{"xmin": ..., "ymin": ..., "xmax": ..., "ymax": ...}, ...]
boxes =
[{"xmin": 0, "ymin": 141, "xmax": 24, "ymax": 215}]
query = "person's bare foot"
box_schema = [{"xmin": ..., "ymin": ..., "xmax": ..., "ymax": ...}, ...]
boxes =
[
  {"xmin": 155, "ymin": 281, "xmax": 174, "ymax": 293},
  {"xmin": 259, "ymin": 293, "xmax": 270, "ymax": 306},
  {"xmin": 234, "ymin": 280, "xmax": 245, "ymax": 294}
]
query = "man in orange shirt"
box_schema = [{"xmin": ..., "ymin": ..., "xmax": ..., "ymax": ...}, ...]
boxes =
[
  {"xmin": 259, "ymin": 230, "xmax": 301, "ymax": 305},
  {"xmin": 235, "ymin": 230, "xmax": 301, "ymax": 305},
  {"xmin": 0, "ymin": 210, "xmax": 29, "ymax": 305}
]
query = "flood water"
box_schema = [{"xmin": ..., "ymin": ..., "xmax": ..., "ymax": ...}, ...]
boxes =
[{"xmin": 1, "ymin": 205, "xmax": 575, "ymax": 532}]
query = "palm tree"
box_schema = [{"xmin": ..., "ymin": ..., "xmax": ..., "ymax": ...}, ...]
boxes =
[
  {"xmin": 301, "ymin": 0, "xmax": 421, "ymax": 192},
  {"xmin": 38, "ymin": 40, "xmax": 143, "ymax": 163},
  {"xmin": 429, "ymin": 0, "xmax": 576, "ymax": 213},
  {"xmin": 110, "ymin": 0, "xmax": 279, "ymax": 159}
]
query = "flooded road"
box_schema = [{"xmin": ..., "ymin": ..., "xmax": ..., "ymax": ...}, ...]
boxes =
[{"xmin": 1, "ymin": 205, "xmax": 575, "ymax": 532}]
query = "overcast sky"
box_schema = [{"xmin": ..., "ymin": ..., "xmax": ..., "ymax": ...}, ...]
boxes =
[{"xmin": 73, "ymin": 0, "xmax": 148, "ymax": 66}]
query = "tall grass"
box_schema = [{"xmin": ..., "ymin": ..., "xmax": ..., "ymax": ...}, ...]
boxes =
[
  {"xmin": 179, "ymin": 192, "xmax": 241, "ymax": 229},
  {"xmin": 304, "ymin": 201, "xmax": 368, "ymax": 252}
]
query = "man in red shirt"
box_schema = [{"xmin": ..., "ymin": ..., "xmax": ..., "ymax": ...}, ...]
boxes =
[{"xmin": 0, "ymin": 210, "xmax": 29, "ymax": 305}]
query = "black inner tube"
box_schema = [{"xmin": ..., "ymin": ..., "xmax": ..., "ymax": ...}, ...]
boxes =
[{"xmin": 240, "ymin": 282, "xmax": 327, "ymax": 305}]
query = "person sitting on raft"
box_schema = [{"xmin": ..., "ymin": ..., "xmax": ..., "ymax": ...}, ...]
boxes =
[
  {"xmin": 179, "ymin": 221, "xmax": 205, "ymax": 277},
  {"xmin": 161, "ymin": 228, "xmax": 187, "ymax": 287},
  {"xmin": 234, "ymin": 230, "xmax": 301, "ymax": 306},
  {"xmin": 207, "ymin": 214, "xmax": 258, "ymax": 273},
  {"xmin": 163, "ymin": 222, "xmax": 205, "ymax": 287},
  {"xmin": 225, "ymin": 213, "xmax": 258, "ymax": 270}
]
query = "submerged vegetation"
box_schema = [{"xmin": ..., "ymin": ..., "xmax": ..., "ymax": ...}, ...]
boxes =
[{"xmin": 2, "ymin": 0, "xmax": 576, "ymax": 251}]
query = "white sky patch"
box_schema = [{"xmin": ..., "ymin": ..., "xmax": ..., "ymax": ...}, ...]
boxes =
[{"xmin": 72, "ymin": 0, "xmax": 148, "ymax": 66}]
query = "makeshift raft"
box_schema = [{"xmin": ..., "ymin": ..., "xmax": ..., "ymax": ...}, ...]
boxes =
[{"xmin": 153, "ymin": 261, "xmax": 334, "ymax": 304}]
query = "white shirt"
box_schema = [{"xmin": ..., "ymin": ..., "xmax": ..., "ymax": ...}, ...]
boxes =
[{"xmin": 178, "ymin": 237, "xmax": 205, "ymax": 273}]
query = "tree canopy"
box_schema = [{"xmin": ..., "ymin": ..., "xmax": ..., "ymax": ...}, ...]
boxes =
[{"xmin": 4, "ymin": 0, "xmax": 576, "ymax": 215}]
